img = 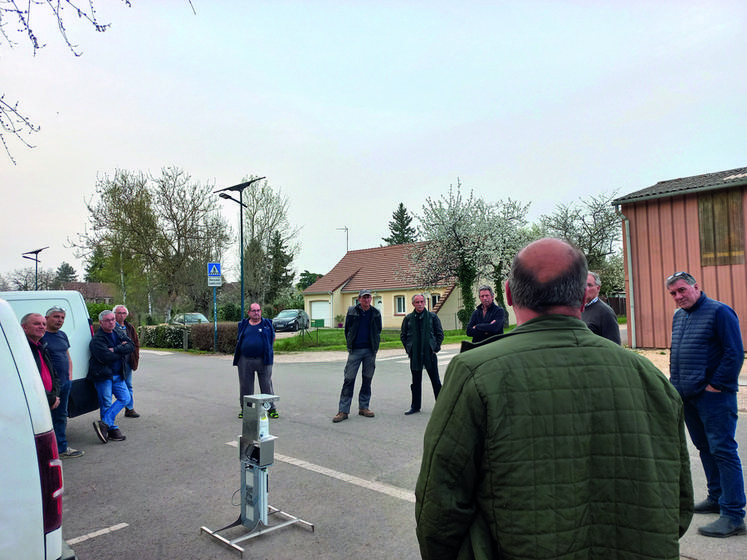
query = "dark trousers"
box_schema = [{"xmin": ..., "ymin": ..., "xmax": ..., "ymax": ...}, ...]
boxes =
[
  {"xmin": 237, "ymin": 355, "xmax": 275, "ymax": 409},
  {"xmin": 410, "ymin": 352, "xmax": 441, "ymax": 410}
]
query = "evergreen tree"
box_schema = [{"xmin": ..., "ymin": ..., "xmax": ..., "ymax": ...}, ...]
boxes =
[
  {"xmin": 266, "ymin": 230, "xmax": 295, "ymax": 303},
  {"xmin": 382, "ymin": 202, "xmax": 417, "ymax": 245}
]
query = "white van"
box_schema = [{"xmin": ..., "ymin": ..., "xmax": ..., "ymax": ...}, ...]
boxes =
[
  {"xmin": 0, "ymin": 298, "xmax": 74, "ymax": 559},
  {"xmin": 0, "ymin": 290, "xmax": 98, "ymax": 418}
]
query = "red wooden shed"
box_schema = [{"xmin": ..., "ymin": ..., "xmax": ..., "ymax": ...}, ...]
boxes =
[{"xmin": 613, "ymin": 166, "xmax": 747, "ymax": 349}]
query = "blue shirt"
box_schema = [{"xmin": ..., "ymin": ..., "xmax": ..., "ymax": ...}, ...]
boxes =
[
  {"xmin": 41, "ymin": 330, "xmax": 70, "ymax": 382},
  {"xmin": 240, "ymin": 323, "xmax": 266, "ymax": 358}
]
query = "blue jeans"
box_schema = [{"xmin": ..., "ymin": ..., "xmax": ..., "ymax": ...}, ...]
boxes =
[
  {"xmin": 94, "ymin": 375, "xmax": 130, "ymax": 430},
  {"xmin": 51, "ymin": 377, "xmax": 71, "ymax": 453},
  {"xmin": 683, "ymin": 390, "xmax": 746, "ymax": 521},
  {"xmin": 123, "ymin": 362, "xmax": 134, "ymax": 409},
  {"xmin": 338, "ymin": 348, "xmax": 376, "ymax": 413}
]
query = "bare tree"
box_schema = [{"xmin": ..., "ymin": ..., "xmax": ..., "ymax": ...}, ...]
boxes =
[
  {"xmin": 74, "ymin": 166, "xmax": 231, "ymax": 318},
  {"xmin": 1, "ymin": 1, "xmax": 134, "ymax": 162},
  {"xmin": 539, "ymin": 191, "xmax": 621, "ymax": 270}
]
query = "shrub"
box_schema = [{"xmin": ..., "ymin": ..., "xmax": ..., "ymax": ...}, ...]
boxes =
[
  {"xmin": 218, "ymin": 303, "xmax": 241, "ymax": 322},
  {"xmin": 138, "ymin": 324, "xmax": 190, "ymax": 349},
  {"xmin": 87, "ymin": 302, "xmax": 113, "ymax": 321},
  {"xmin": 191, "ymin": 322, "xmax": 238, "ymax": 353}
]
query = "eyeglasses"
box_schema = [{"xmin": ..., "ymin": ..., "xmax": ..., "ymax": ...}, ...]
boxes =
[{"xmin": 667, "ymin": 271, "xmax": 695, "ymax": 283}]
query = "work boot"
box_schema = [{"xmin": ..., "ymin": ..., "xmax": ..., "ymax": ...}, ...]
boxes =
[
  {"xmin": 107, "ymin": 427, "xmax": 127, "ymax": 442},
  {"xmin": 697, "ymin": 516, "xmax": 746, "ymax": 538},
  {"xmin": 358, "ymin": 408, "xmax": 375, "ymax": 418},
  {"xmin": 332, "ymin": 412, "xmax": 349, "ymax": 423},
  {"xmin": 124, "ymin": 408, "xmax": 140, "ymax": 418},
  {"xmin": 93, "ymin": 421, "xmax": 109, "ymax": 444},
  {"xmin": 693, "ymin": 498, "xmax": 720, "ymax": 514}
]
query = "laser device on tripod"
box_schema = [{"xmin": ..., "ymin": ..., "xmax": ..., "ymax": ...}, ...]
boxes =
[{"xmin": 201, "ymin": 394, "xmax": 314, "ymax": 557}]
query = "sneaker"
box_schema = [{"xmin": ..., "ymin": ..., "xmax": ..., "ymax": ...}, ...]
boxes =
[
  {"xmin": 697, "ymin": 516, "xmax": 747, "ymax": 538},
  {"xmin": 107, "ymin": 427, "xmax": 127, "ymax": 442},
  {"xmin": 124, "ymin": 408, "xmax": 141, "ymax": 418},
  {"xmin": 93, "ymin": 420, "xmax": 109, "ymax": 444},
  {"xmin": 358, "ymin": 408, "xmax": 375, "ymax": 418},
  {"xmin": 693, "ymin": 498, "xmax": 720, "ymax": 514},
  {"xmin": 59, "ymin": 447, "xmax": 85, "ymax": 459},
  {"xmin": 332, "ymin": 412, "xmax": 349, "ymax": 423},
  {"xmin": 237, "ymin": 411, "xmax": 243, "ymax": 419},
  {"xmin": 268, "ymin": 408, "xmax": 279, "ymax": 419}
]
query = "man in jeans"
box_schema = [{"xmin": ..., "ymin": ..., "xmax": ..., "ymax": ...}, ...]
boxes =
[
  {"xmin": 667, "ymin": 271, "xmax": 745, "ymax": 538},
  {"xmin": 43, "ymin": 306, "xmax": 84, "ymax": 458},
  {"xmin": 333, "ymin": 289, "xmax": 382, "ymax": 423}
]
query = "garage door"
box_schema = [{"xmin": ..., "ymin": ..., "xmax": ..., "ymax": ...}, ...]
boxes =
[{"xmin": 310, "ymin": 300, "xmax": 331, "ymax": 327}]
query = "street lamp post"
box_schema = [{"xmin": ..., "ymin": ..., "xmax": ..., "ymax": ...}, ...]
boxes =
[
  {"xmin": 22, "ymin": 246, "xmax": 49, "ymax": 290},
  {"xmin": 215, "ymin": 177, "xmax": 266, "ymax": 318}
]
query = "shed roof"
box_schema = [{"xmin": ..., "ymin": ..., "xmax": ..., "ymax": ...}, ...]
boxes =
[
  {"xmin": 303, "ymin": 242, "xmax": 450, "ymax": 294},
  {"xmin": 613, "ymin": 166, "xmax": 747, "ymax": 205}
]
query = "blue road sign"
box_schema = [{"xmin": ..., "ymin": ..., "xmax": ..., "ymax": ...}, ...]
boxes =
[{"xmin": 207, "ymin": 263, "xmax": 221, "ymax": 277}]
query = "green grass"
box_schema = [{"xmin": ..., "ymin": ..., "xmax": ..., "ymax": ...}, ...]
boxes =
[{"xmin": 273, "ymin": 326, "xmax": 516, "ymax": 353}]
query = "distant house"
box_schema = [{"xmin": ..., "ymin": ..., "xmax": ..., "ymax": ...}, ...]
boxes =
[
  {"xmin": 62, "ymin": 282, "xmax": 116, "ymax": 304},
  {"xmin": 613, "ymin": 166, "xmax": 747, "ymax": 349},
  {"xmin": 302, "ymin": 243, "xmax": 463, "ymax": 329}
]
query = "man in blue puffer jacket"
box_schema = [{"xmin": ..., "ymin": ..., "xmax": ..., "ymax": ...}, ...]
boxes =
[{"xmin": 667, "ymin": 271, "xmax": 745, "ymax": 538}]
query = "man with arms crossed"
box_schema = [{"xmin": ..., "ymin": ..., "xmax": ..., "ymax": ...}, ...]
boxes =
[{"xmin": 416, "ymin": 239, "xmax": 692, "ymax": 559}]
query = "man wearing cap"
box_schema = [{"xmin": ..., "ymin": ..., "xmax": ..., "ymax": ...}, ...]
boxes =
[
  {"xmin": 43, "ymin": 306, "xmax": 84, "ymax": 458},
  {"xmin": 332, "ymin": 289, "xmax": 382, "ymax": 423},
  {"xmin": 667, "ymin": 270, "xmax": 745, "ymax": 538}
]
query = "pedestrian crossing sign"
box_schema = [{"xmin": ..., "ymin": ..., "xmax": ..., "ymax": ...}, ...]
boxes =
[{"xmin": 207, "ymin": 262, "xmax": 222, "ymax": 286}]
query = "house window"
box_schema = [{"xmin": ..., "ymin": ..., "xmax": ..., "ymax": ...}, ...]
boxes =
[
  {"xmin": 698, "ymin": 190, "xmax": 745, "ymax": 266},
  {"xmin": 431, "ymin": 294, "xmax": 440, "ymax": 308},
  {"xmin": 395, "ymin": 296, "xmax": 407, "ymax": 314}
]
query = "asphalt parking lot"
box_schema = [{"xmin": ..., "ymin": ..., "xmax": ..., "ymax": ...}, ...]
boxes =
[{"xmin": 59, "ymin": 345, "xmax": 747, "ymax": 559}]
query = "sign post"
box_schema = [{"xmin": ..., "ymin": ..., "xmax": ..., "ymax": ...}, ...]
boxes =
[{"xmin": 207, "ymin": 263, "xmax": 222, "ymax": 352}]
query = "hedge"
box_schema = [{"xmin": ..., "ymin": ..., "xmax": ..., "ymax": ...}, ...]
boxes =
[{"xmin": 137, "ymin": 322, "xmax": 239, "ymax": 353}]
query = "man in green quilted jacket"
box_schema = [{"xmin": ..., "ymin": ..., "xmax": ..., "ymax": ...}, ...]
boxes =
[{"xmin": 416, "ymin": 238, "xmax": 693, "ymax": 560}]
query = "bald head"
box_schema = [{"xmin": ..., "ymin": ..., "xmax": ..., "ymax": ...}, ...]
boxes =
[{"xmin": 508, "ymin": 238, "xmax": 587, "ymax": 318}]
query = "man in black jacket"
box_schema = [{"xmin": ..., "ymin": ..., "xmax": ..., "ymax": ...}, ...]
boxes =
[
  {"xmin": 332, "ymin": 289, "xmax": 382, "ymax": 423},
  {"xmin": 466, "ymin": 285, "xmax": 505, "ymax": 343},
  {"xmin": 400, "ymin": 294, "xmax": 444, "ymax": 415},
  {"xmin": 21, "ymin": 313, "xmax": 60, "ymax": 411},
  {"xmin": 88, "ymin": 310, "xmax": 134, "ymax": 444}
]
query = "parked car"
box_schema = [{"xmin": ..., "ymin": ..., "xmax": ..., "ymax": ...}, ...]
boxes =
[
  {"xmin": 0, "ymin": 298, "xmax": 76, "ymax": 560},
  {"xmin": 0, "ymin": 290, "xmax": 97, "ymax": 419},
  {"xmin": 272, "ymin": 309, "xmax": 310, "ymax": 332},
  {"xmin": 170, "ymin": 312, "xmax": 209, "ymax": 325}
]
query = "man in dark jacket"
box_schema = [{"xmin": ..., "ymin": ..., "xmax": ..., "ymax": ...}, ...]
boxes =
[
  {"xmin": 581, "ymin": 271, "xmax": 621, "ymax": 344},
  {"xmin": 232, "ymin": 302, "xmax": 277, "ymax": 419},
  {"xmin": 416, "ymin": 239, "xmax": 692, "ymax": 560},
  {"xmin": 466, "ymin": 285, "xmax": 505, "ymax": 343},
  {"xmin": 332, "ymin": 289, "xmax": 382, "ymax": 423},
  {"xmin": 114, "ymin": 304, "xmax": 141, "ymax": 418},
  {"xmin": 667, "ymin": 271, "xmax": 745, "ymax": 538},
  {"xmin": 400, "ymin": 294, "xmax": 444, "ymax": 415},
  {"xmin": 88, "ymin": 310, "xmax": 134, "ymax": 444},
  {"xmin": 21, "ymin": 313, "xmax": 60, "ymax": 411}
]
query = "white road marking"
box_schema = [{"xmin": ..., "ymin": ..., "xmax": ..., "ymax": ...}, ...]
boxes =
[
  {"xmin": 67, "ymin": 523, "xmax": 129, "ymax": 545},
  {"xmin": 224, "ymin": 442, "xmax": 415, "ymax": 503}
]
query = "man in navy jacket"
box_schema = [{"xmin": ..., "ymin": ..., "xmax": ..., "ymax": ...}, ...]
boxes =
[{"xmin": 667, "ymin": 271, "xmax": 745, "ymax": 538}]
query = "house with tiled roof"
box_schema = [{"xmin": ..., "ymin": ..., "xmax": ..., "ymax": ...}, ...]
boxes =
[
  {"xmin": 302, "ymin": 243, "xmax": 463, "ymax": 329},
  {"xmin": 62, "ymin": 282, "xmax": 117, "ymax": 304},
  {"xmin": 612, "ymin": 166, "xmax": 747, "ymax": 348}
]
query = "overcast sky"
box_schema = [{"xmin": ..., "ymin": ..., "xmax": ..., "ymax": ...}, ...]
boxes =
[{"xmin": 3, "ymin": 0, "xmax": 746, "ymax": 284}]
